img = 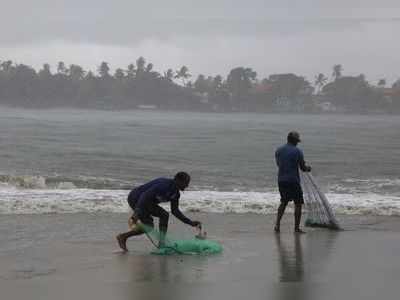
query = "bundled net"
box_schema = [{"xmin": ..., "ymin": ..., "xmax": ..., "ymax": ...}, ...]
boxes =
[
  {"xmin": 300, "ymin": 172, "xmax": 341, "ymax": 230},
  {"xmin": 139, "ymin": 223, "xmax": 223, "ymax": 256}
]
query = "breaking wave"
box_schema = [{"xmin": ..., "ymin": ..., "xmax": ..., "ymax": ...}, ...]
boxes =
[
  {"xmin": 1, "ymin": 188, "xmax": 400, "ymax": 216},
  {"xmin": 0, "ymin": 174, "xmax": 131, "ymax": 190}
]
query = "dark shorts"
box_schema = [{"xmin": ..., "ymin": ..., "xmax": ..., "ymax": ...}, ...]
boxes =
[
  {"xmin": 127, "ymin": 189, "xmax": 168, "ymax": 227},
  {"xmin": 278, "ymin": 181, "xmax": 304, "ymax": 204}
]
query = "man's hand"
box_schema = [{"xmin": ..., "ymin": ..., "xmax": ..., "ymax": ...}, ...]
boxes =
[{"xmin": 191, "ymin": 221, "xmax": 202, "ymax": 228}]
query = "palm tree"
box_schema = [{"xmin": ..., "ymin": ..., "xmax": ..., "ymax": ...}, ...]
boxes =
[
  {"xmin": 314, "ymin": 73, "xmax": 328, "ymax": 94},
  {"xmin": 57, "ymin": 61, "xmax": 68, "ymax": 75},
  {"xmin": 114, "ymin": 68, "xmax": 125, "ymax": 80},
  {"xmin": 145, "ymin": 63, "xmax": 153, "ymax": 73},
  {"xmin": 163, "ymin": 69, "xmax": 174, "ymax": 81},
  {"xmin": 332, "ymin": 64, "xmax": 343, "ymax": 81},
  {"xmin": 194, "ymin": 74, "xmax": 207, "ymax": 93},
  {"xmin": 136, "ymin": 57, "xmax": 146, "ymax": 74},
  {"xmin": 175, "ymin": 66, "xmax": 191, "ymax": 86},
  {"xmin": 98, "ymin": 62, "xmax": 110, "ymax": 78},
  {"xmin": 126, "ymin": 64, "xmax": 136, "ymax": 79},
  {"xmin": 39, "ymin": 63, "xmax": 52, "ymax": 78},
  {"xmin": 213, "ymin": 75, "xmax": 223, "ymax": 90},
  {"xmin": 226, "ymin": 67, "xmax": 257, "ymax": 94},
  {"xmin": 1, "ymin": 60, "xmax": 13, "ymax": 72},
  {"xmin": 69, "ymin": 64, "xmax": 86, "ymax": 80},
  {"xmin": 226, "ymin": 67, "xmax": 257, "ymax": 110}
]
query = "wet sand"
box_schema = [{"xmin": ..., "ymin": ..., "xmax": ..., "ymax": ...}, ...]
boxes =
[{"xmin": 1, "ymin": 212, "xmax": 400, "ymax": 300}]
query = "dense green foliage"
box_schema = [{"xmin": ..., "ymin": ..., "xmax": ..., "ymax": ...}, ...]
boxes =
[{"xmin": 1, "ymin": 58, "xmax": 399, "ymax": 113}]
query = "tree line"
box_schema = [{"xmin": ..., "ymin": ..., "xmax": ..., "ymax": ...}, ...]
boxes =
[{"xmin": 0, "ymin": 58, "xmax": 399, "ymax": 113}]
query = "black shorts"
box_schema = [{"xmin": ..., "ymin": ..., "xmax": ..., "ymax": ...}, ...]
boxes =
[
  {"xmin": 278, "ymin": 181, "xmax": 304, "ymax": 204},
  {"xmin": 127, "ymin": 189, "xmax": 168, "ymax": 227},
  {"xmin": 134, "ymin": 203, "xmax": 169, "ymax": 227}
]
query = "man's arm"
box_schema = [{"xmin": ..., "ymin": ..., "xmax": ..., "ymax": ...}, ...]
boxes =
[
  {"xmin": 275, "ymin": 149, "xmax": 280, "ymax": 167},
  {"xmin": 170, "ymin": 197, "xmax": 198, "ymax": 226},
  {"xmin": 299, "ymin": 150, "xmax": 311, "ymax": 172}
]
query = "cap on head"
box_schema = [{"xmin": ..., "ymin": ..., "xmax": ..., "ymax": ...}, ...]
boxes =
[{"xmin": 287, "ymin": 131, "xmax": 301, "ymax": 143}]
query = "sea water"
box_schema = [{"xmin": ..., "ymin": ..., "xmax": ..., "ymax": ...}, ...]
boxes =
[{"xmin": 1, "ymin": 107, "xmax": 399, "ymax": 216}]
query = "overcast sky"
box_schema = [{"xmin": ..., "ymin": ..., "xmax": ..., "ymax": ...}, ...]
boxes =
[{"xmin": 1, "ymin": 0, "xmax": 399, "ymax": 84}]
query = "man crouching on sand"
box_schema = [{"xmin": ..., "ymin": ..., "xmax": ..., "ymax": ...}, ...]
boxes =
[
  {"xmin": 274, "ymin": 131, "xmax": 311, "ymax": 234},
  {"xmin": 116, "ymin": 172, "xmax": 201, "ymax": 251}
]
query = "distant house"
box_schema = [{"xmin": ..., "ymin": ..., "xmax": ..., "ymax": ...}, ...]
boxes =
[
  {"xmin": 274, "ymin": 96, "xmax": 306, "ymax": 112},
  {"xmin": 193, "ymin": 91, "xmax": 209, "ymax": 104},
  {"xmin": 299, "ymin": 86, "xmax": 314, "ymax": 96},
  {"xmin": 316, "ymin": 101, "xmax": 337, "ymax": 112},
  {"xmin": 274, "ymin": 96, "xmax": 291, "ymax": 108},
  {"xmin": 252, "ymin": 82, "xmax": 273, "ymax": 94},
  {"xmin": 312, "ymin": 94, "xmax": 338, "ymax": 112},
  {"xmin": 382, "ymin": 88, "xmax": 395, "ymax": 103}
]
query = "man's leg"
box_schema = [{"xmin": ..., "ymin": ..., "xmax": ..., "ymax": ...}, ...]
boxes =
[
  {"xmin": 294, "ymin": 203, "xmax": 305, "ymax": 233},
  {"xmin": 294, "ymin": 181, "xmax": 305, "ymax": 233},
  {"xmin": 117, "ymin": 191, "xmax": 143, "ymax": 251},
  {"xmin": 275, "ymin": 201, "xmax": 288, "ymax": 232},
  {"xmin": 116, "ymin": 228, "xmax": 145, "ymax": 251},
  {"xmin": 116, "ymin": 213, "xmax": 148, "ymax": 251},
  {"xmin": 151, "ymin": 205, "xmax": 169, "ymax": 247}
]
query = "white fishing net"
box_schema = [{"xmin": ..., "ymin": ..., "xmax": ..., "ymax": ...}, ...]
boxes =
[{"xmin": 301, "ymin": 172, "xmax": 341, "ymax": 230}]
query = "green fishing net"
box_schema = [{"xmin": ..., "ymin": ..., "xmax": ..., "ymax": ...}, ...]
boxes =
[
  {"xmin": 151, "ymin": 238, "xmax": 223, "ymax": 255},
  {"xmin": 138, "ymin": 224, "xmax": 223, "ymax": 256}
]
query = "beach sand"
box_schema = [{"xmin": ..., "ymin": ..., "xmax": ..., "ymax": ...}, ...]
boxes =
[{"xmin": 1, "ymin": 212, "xmax": 400, "ymax": 300}]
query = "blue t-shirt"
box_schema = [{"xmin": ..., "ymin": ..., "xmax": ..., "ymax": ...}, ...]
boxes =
[{"xmin": 275, "ymin": 143, "xmax": 305, "ymax": 183}]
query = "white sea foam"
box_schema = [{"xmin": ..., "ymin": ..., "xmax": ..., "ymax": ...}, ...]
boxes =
[
  {"xmin": 343, "ymin": 178, "xmax": 400, "ymax": 185},
  {"xmin": 0, "ymin": 188, "xmax": 399, "ymax": 216}
]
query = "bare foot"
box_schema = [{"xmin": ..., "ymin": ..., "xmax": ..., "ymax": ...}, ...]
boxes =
[
  {"xmin": 116, "ymin": 234, "xmax": 128, "ymax": 251},
  {"xmin": 294, "ymin": 228, "xmax": 306, "ymax": 234}
]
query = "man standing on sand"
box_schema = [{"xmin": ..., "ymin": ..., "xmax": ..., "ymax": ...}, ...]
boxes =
[
  {"xmin": 274, "ymin": 131, "xmax": 311, "ymax": 233},
  {"xmin": 116, "ymin": 172, "xmax": 201, "ymax": 251}
]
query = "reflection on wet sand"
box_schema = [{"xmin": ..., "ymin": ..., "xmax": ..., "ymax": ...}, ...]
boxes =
[
  {"xmin": 273, "ymin": 231, "xmax": 339, "ymax": 300},
  {"xmin": 120, "ymin": 255, "xmax": 175, "ymax": 299},
  {"xmin": 116, "ymin": 253, "xmax": 209, "ymax": 300},
  {"xmin": 275, "ymin": 231, "xmax": 339, "ymax": 283},
  {"xmin": 275, "ymin": 233, "xmax": 304, "ymax": 282}
]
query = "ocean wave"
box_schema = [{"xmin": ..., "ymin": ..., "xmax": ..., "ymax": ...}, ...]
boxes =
[
  {"xmin": 0, "ymin": 174, "xmax": 130, "ymax": 190},
  {"xmin": 0, "ymin": 189, "xmax": 399, "ymax": 216},
  {"xmin": 343, "ymin": 178, "xmax": 400, "ymax": 185},
  {"xmin": 329, "ymin": 178, "xmax": 400, "ymax": 196},
  {"xmin": 2, "ymin": 174, "xmax": 399, "ymax": 196}
]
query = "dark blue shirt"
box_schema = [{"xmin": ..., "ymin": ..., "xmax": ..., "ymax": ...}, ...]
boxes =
[
  {"xmin": 134, "ymin": 178, "xmax": 193, "ymax": 225},
  {"xmin": 135, "ymin": 178, "xmax": 179, "ymax": 204},
  {"xmin": 275, "ymin": 144, "xmax": 305, "ymax": 183}
]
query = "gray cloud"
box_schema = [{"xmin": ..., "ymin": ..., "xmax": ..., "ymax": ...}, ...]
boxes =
[
  {"xmin": 0, "ymin": 0, "xmax": 399, "ymax": 82},
  {"xmin": 1, "ymin": 0, "xmax": 399, "ymax": 46}
]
